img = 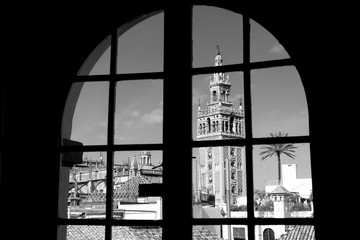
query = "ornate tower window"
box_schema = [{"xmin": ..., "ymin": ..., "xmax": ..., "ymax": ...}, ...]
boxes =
[{"xmin": 212, "ymin": 90, "xmax": 217, "ymax": 102}]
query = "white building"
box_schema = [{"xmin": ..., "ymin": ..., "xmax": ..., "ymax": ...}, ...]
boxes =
[{"xmin": 265, "ymin": 164, "xmax": 312, "ymax": 199}]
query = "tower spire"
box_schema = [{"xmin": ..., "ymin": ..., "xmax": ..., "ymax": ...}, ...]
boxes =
[{"xmin": 214, "ymin": 42, "xmax": 223, "ymax": 66}]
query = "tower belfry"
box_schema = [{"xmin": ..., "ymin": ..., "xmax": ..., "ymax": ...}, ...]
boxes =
[
  {"xmin": 196, "ymin": 43, "xmax": 246, "ymax": 207},
  {"xmin": 197, "ymin": 43, "xmax": 245, "ymax": 141}
]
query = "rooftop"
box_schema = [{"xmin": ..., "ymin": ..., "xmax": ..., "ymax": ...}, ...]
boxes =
[
  {"xmin": 271, "ymin": 185, "xmax": 291, "ymax": 195},
  {"xmin": 66, "ymin": 225, "xmax": 223, "ymax": 240},
  {"xmin": 279, "ymin": 225, "xmax": 315, "ymax": 240}
]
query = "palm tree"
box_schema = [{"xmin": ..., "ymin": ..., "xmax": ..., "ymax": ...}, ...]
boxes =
[{"xmin": 260, "ymin": 132, "xmax": 297, "ymax": 184}]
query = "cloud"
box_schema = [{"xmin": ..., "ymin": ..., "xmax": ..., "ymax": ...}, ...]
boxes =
[
  {"xmin": 116, "ymin": 107, "xmax": 163, "ymax": 130},
  {"xmin": 269, "ymin": 43, "xmax": 285, "ymax": 54},
  {"xmin": 123, "ymin": 120, "xmax": 135, "ymax": 127},
  {"xmin": 131, "ymin": 110, "xmax": 140, "ymax": 117},
  {"xmin": 140, "ymin": 108, "xmax": 163, "ymax": 125}
]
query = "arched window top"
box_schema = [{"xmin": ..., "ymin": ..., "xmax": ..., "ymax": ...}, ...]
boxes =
[
  {"xmin": 77, "ymin": 11, "xmax": 164, "ymax": 76},
  {"xmin": 62, "ymin": 11, "xmax": 164, "ymax": 146}
]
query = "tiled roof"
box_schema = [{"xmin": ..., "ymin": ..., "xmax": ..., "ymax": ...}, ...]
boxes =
[
  {"xmin": 271, "ymin": 185, "xmax": 291, "ymax": 195},
  {"xmin": 279, "ymin": 225, "xmax": 315, "ymax": 240},
  {"xmin": 67, "ymin": 225, "xmax": 161, "ymax": 240},
  {"xmin": 66, "ymin": 225, "xmax": 223, "ymax": 240},
  {"xmin": 67, "ymin": 225, "xmax": 105, "ymax": 240},
  {"xmin": 82, "ymin": 175, "xmax": 151, "ymax": 204},
  {"xmin": 193, "ymin": 226, "xmax": 224, "ymax": 240}
]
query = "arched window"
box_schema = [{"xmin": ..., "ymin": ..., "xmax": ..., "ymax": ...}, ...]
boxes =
[
  {"xmin": 231, "ymin": 170, "xmax": 236, "ymax": 179},
  {"xmin": 263, "ymin": 228, "xmax": 275, "ymax": 240},
  {"xmin": 58, "ymin": 10, "xmax": 165, "ymax": 240},
  {"xmin": 207, "ymin": 117, "xmax": 211, "ymax": 133},
  {"xmin": 230, "ymin": 116, "xmax": 234, "ymax": 133},
  {"xmin": 212, "ymin": 90, "xmax": 217, "ymax": 102},
  {"xmin": 221, "ymin": 90, "xmax": 226, "ymax": 101},
  {"xmin": 232, "ymin": 185, "xmax": 236, "ymax": 194},
  {"xmin": 58, "ymin": 3, "xmax": 315, "ymax": 240}
]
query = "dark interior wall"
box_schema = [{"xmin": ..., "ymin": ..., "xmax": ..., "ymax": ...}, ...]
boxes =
[{"xmin": 1, "ymin": 2, "xmax": 352, "ymax": 239}]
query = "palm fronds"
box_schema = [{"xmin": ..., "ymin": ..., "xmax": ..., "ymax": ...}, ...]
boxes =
[{"xmin": 259, "ymin": 132, "xmax": 297, "ymax": 182}]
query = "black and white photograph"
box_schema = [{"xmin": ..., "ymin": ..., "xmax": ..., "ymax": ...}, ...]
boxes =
[{"xmin": 1, "ymin": 2, "xmax": 353, "ymax": 240}]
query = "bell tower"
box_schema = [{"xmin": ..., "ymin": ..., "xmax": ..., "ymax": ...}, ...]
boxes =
[
  {"xmin": 196, "ymin": 43, "xmax": 246, "ymax": 207},
  {"xmin": 139, "ymin": 151, "xmax": 153, "ymax": 170},
  {"xmin": 197, "ymin": 43, "xmax": 245, "ymax": 141}
]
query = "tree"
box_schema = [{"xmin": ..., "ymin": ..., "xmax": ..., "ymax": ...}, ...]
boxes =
[{"xmin": 259, "ymin": 132, "xmax": 297, "ymax": 183}]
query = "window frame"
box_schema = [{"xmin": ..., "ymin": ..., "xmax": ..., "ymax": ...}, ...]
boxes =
[{"xmin": 57, "ymin": 4, "xmax": 316, "ymax": 240}]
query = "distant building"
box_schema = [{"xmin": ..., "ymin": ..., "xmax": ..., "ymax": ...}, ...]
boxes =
[
  {"xmin": 195, "ymin": 44, "xmax": 246, "ymax": 207},
  {"xmin": 255, "ymin": 186, "xmax": 292, "ymax": 240},
  {"xmin": 265, "ymin": 164, "xmax": 312, "ymax": 199},
  {"xmin": 68, "ymin": 152, "xmax": 162, "ymax": 219}
]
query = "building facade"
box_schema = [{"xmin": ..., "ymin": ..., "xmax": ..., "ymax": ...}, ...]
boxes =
[
  {"xmin": 265, "ymin": 164, "xmax": 312, "ymax": 199},
  {"xmin": 68, "ymin": 151, "xmax": 162, "ymax": 219},
  {"xmin": 196, "ymin": 45, "xmax": 246, "ymax": 206}
]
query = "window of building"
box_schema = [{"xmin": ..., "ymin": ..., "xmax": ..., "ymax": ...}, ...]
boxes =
[
  {"xmin": 263, "ymin": 228, "xmax": 275, "ymax": 240},
  {"xmin": 58, "ymin": 4, "xmax": 315, "ymax": 240}
]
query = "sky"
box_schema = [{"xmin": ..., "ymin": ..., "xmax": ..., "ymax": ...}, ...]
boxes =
[{"xmin": 69, "ymin": 6, "xmax": 311, "ymax": 190}]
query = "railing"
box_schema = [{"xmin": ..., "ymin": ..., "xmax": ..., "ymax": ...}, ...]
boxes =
[
  {"xmin": 265, "ymin": 180, "xmax": 283, "ymax": 186},
  {"xmin": 198, "ymin": 108, "xmax": 244, "ymax": 118},
  {"xmin": 140, "ymin": 169, "xmax": 163, "ymax": 176},
  {"xmin": 197, "ymin": 132, "xmax": 245, "ymax": 139}
]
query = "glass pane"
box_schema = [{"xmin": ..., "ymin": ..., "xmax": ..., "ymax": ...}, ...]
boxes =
[
  {"xmin": 115, "ymin": 80, "xmax": 163, "ymax": 144},
  {"xmin": 255, "ymin": 225, "xmax": 315, "ymax": 240},
  {"xmin": 253, "ymin": 143, "xmax": 314, "ymax": 218},
  {"xmin": 114, "ymin": 151, "xmax": 162, "ymax": 220},
  {"xmin": 193, "ymin": 72, "xmax": 244, "ymax": 141},
  {"xmin": 117, "ymin": 12, "xmax": 163, "ymax": 74},
  {"xmin": 193, "ymin": 225, "xmax": 247, "ymax": 240},
  {"xmin": 250, "ymin": 19, "xmax": 290, "ymax": 62},
  {"xmin": 63, "ymin": 81, "xmax": 109, "ymax": 146},
  {"xmin": 89, "ymin": 46, "xmax": 111, "ymax": 75},
  {"xmin": 251, "ymin": 66, "xmax": 309, "ymax": 138},
  {"xmin": 59, "ymin": 225, "xmax": 105, "ymax": 240},
  {"xmin": 193, "ymin": 147, "xmax": 247, "ymax": 218},
  {"xmin": 112, "ymin": 226, "xmax": 162, "ymax": 239},
  {"xmin": 77, "ymin": 36, "xmax": 111, "ymax": 76},
  {"xmin": 193, "ymin": 6, "xmax": 243, "ymax": 68},
  {"xmin": 59, "ymin": 152, "xmax": 107, "ymax": 219}
]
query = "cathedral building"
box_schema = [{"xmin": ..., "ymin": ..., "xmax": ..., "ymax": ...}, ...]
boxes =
[
  {"xmin": 68, "ymin": 151, "xmax": 162, "ymax": 211},
  {"xmin": 196, "ymin": 44, "xmax": 246, "ymax": 207}
]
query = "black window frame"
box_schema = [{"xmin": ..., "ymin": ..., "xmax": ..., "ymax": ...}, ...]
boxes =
[{"xmin": 57, "ymin": 4, "xmax": 316, "ymax": 240}]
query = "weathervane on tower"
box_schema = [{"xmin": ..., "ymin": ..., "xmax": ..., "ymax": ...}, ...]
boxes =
[
  {"xmin": 214, "ymin": 42, "xmax": 223, "ymax": 67},
  {"xmin": 216, "ymin": 42, "xmax": 221, "ymax": 55}
]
